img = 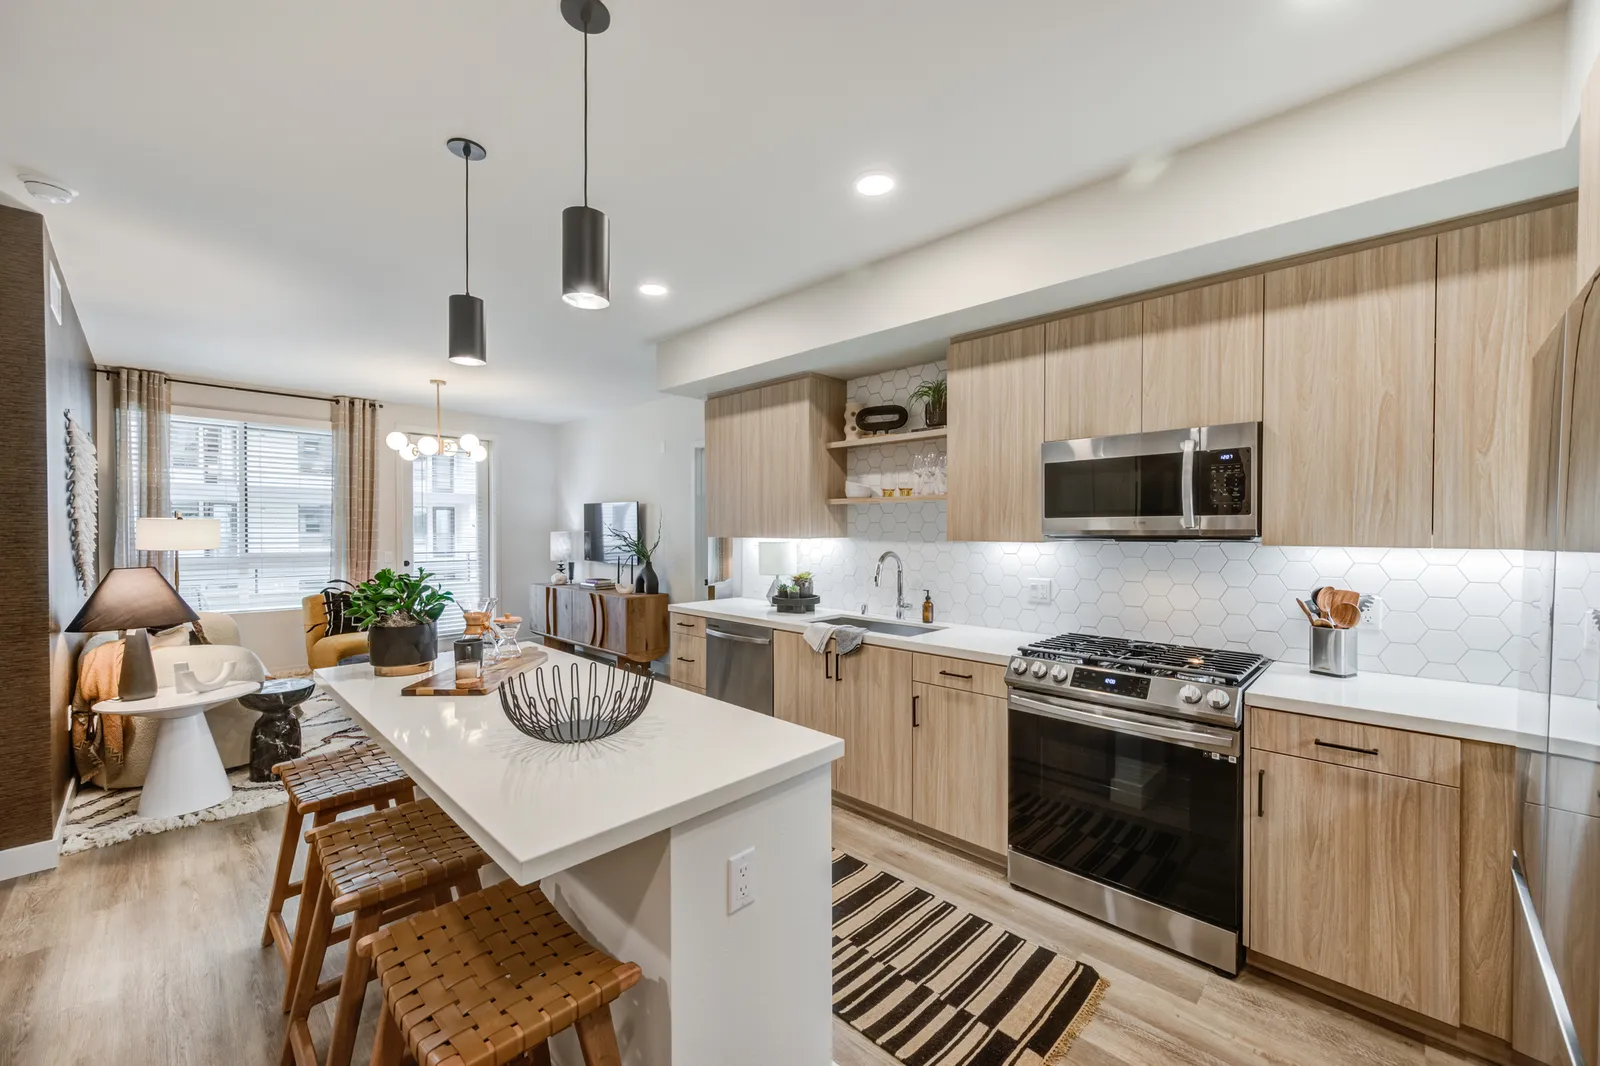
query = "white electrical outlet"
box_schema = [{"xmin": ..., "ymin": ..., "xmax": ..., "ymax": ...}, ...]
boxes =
[
  {"xmin": 1025, "ymin": 578, "xmax": 1053, "ymax": 605},
  {"xmin": 727, "ymin": 847, "xmax": 756, "ymax": 915},
  {"xmin": 1358, "ymin": 594, "xmax": 1385, "ymax": 631}
]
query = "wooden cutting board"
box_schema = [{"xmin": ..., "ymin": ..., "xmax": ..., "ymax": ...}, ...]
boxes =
[{"xmin": 401, "ymin": 646, "xmax": 548, "ymax": 696}]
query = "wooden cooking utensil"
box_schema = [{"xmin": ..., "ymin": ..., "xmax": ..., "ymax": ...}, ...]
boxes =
[
  {"xmin": 1296, "ymin": 598, "xmax": 1332, "ymax": 627},
  {"xmin": 1315, "ymin": 587, "xmax": 1336, "ymax": 616},
  {"xmin": 1329, "ymin": 589, "xmax": 1361, "ymax": 611},
  {"xmin": 1329, "ymin": 601, "xmax": 1361, "ymax": 628}
]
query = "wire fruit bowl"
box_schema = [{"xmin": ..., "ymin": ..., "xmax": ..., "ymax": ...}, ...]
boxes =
[{"xmin": 499, "ymin": 660, "xmax": 654, "ymax": 743}]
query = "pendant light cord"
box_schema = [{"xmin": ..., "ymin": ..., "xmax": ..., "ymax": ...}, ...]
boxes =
[
  {"xmin": 463, "ymin": 150, "xmax": 471, "ymax": 294},
  {"xmin": 582, "ymin": 20, "xmax": 589, "ymax": 207}
]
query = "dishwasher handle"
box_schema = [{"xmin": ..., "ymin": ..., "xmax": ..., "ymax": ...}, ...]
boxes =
[{"xmin": 705, "ymin": 628, "xmax": 772, "ymax": 646}]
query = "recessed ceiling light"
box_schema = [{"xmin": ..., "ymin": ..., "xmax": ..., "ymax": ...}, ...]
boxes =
[
  {"xmin": 638, "ymin": 282, "xmax": 669, "ymax": 297},
  {"xmin": 854, "ymin": 172, "xmax": 896, "ymax": 197}
]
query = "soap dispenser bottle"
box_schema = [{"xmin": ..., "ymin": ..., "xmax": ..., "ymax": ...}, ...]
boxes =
[{"xmin": 922, "ymin": 590, "xmax": 934, "ymax": 624}]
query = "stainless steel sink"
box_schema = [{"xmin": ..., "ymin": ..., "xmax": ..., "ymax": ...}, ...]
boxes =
[{"xmin": 816, "ymin": 616, "xmax": 945, "ymax": 638}]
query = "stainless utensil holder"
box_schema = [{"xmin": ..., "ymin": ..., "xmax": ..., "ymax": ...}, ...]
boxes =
[{"xmin": 1309, "ymin": 626, "xmax": 1358, "ymax": 678}]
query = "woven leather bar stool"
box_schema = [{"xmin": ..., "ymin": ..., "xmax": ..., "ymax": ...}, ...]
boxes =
[
  {"xmin": 263, "ymin": 743, "xmax": 415, "ymax": 981},
  {"xmin": 359, "ymin": 880, "xmax": 642, "ymax": 1066},
  {"xmin": 282, "ymin": 798, "xmax": 491, "ymax": 1066}
]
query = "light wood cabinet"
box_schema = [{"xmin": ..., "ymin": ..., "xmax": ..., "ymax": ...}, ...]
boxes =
[
  {"xmin": 948, "ymin": 324, "xmax": 1045, "ymax": 542},
  {"xmin": 1434, "ymin": 204, "xmax": 1576, "ymax": 549},
  {"xmin": 1263, "ymin": 237, "xmax": 1437, "ymax": 547},
  {"xmin": 1043, "ymin": 305, "xmax": 1142, "ymax": 442},
  {"xmin": 1250, "ymin": 707, "xmax": 1460, "ymax": 786},
  {"xmin": 833, "ymin": 644, "xmax": 913, "ymax": 818},
  {"xmin": 911, "ymin": 683, "xmax": 1007, "ymax": 853},
  {"xmin": 1141, "ymin": 276, "xmax": 1264, "ymax": 432},
  {"xmin": 773, "ymin": 629, "xmax": 838, "ymax": 737},
  {"xmin": 1251, "ymin": 748, "xmax": 1460, "ymax": 1024},
  {"xmin": 669, "ymin": 632, "xmax": 705, "ymax": 690},
  {"xmin": 704, "ymin": 375, "xmax": 844, "ymax": 538}
]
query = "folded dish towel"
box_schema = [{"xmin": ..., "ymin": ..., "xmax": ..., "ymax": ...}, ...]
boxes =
[{"xmin": 803, "ymin": 622, "xmax": 868, "ymax": 657}]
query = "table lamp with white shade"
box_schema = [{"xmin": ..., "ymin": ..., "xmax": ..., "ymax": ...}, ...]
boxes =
[
  {"xmin": 550, "ymin": 529, "xmax": 583, "ymax": 584},
  {"xmin": 758, "ymin": 540, "xmax": 797, "ymax": 604}
]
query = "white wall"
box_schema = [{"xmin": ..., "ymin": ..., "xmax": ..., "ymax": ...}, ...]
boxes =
[
  {"xmin": 658, "ymin": 13, "xmax": 1574, "ymax": 396},
  {"xmin": 1568, "ymin": 0, "xmax": 1600, "ymax": 134},
  {"xmin": 553, "ymin": 395, "xmax": 706, "ymax": 604}
]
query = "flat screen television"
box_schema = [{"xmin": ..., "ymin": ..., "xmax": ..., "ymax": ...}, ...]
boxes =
[{"xmin": 584, "ymin": 501, "xmax": 639, "ymax": 562}]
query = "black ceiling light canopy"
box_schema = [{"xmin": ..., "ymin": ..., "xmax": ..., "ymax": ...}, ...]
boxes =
[
  {"xmin": 561, "ymin": 0, "xmax": 610, "ymax": 310},
  {"xmin": 446, "ymin": 136, "xmax": 487, "ymax": 365}
]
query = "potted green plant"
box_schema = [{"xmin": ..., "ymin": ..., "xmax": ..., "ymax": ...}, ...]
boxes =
[
  {"xmin": 347, "ymin": 568, "xmax": 455, "ymax": 676},
  {"xmin": 910, "ymin": 375, "xmax": 947, "ymax": 429},
  {"xmin": 608, "ymin": 516, "xmax": 663, "ymax": 594},
  {"xmin": 792, "ymin": 571, "xmax": 815, "ymax": 597}
]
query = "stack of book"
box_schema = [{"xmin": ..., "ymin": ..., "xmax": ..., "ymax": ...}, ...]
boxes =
[{"xmin": 579, "ymin": 577, "xmax": 616, "ymax": 590}]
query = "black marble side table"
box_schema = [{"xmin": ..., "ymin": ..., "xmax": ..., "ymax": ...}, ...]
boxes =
[{"xmin": 241, "ymin": 677, "xmax": 316, "ymax": 782}]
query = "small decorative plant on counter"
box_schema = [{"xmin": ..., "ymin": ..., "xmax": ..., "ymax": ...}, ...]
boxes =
[
  {"xmin": 910, "ymin": 375, "xmax": 947, "ymax": 429},
  {"xmin": 792, "ymin": 571, "xmax": 815, "ymax": 597},
  {"xmin": 348, "ymin": 568, "xmax": 455, "ymax": 676},
  {"xmin": 772, "ymin": 572, "xmax": 820, "ymax": 614},
  {"xmin": 608, "ymin": 516, "xmax": 663, "ymax": 594}
]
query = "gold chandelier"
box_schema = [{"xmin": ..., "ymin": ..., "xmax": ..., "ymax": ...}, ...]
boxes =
[{"xmin": 385, "ymin": 379, "xmax": 487, "ymax": 463}]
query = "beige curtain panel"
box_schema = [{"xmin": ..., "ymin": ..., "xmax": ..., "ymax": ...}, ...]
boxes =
[
  {"xmin": 331, "ymin": 396, "xmax": 380, "ymax": 583},
  {"xmin": 111, "ymin": 367, "xmax": 171, "ymax": 577}
]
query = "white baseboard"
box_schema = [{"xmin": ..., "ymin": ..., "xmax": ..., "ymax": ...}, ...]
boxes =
[{"xmin": 0, "ymin": 779, "xmax": 74, "ymax": 884}]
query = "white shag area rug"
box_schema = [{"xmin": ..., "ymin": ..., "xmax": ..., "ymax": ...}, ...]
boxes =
[{"xmin": 60, "ymin": 691, "xmax": 366, "ymax": 855}]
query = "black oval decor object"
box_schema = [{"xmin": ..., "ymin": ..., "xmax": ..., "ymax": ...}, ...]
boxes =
[{"xmin": 858, "ymin": 404, "xmax": 909, "ymax": 433}]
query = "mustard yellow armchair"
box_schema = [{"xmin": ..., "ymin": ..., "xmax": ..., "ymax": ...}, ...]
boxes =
[{"xmin": 302, "ymin": 594, "xmax": 369, "ymax": 670}]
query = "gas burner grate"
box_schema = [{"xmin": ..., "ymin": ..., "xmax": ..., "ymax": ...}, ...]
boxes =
[{"xmin": 1019, "ymin": 632, "xmax": 1270, "ymax": 685}]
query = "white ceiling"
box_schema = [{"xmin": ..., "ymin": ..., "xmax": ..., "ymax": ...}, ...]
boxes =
[{"xmin": 0, "ymin": 0, "xmax": 1562, "ymax": 421}]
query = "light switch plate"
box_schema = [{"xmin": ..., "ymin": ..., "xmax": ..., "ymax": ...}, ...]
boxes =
[
  {"xmin": 727, "ymin": 847, "xmax": 755, "ymax": 915},
  {"xmin": 1025, "ymin": 578, "xmax": 1053, "ymax": 605}
]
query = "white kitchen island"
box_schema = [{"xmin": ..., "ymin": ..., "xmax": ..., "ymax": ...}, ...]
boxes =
[{"xmin": 316, "ymin": 646, "xmax": 843, "ymax": 1066}]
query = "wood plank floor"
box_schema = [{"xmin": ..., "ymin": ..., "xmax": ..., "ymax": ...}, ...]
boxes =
[{"xmin": 0, "ymin": 803, "xmax": 1487, "ymax": 1066}]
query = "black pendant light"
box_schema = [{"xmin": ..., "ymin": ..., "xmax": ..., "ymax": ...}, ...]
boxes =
[
  {"xmin": 446, "ymin": 137, "xmax": 487, "ymax": 365},
  {"xmin": 561, "ymin": 0, "xmax": 610, "ymax": 310}
]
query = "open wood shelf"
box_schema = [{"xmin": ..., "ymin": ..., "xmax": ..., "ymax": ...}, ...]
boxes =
[
  {"xmin": 827, "ymin": 494, "xmax": 947, "ymax": 506},
  {"xmin": 826, "ymin": 427, "xmax": 948, "ymax": 451}
]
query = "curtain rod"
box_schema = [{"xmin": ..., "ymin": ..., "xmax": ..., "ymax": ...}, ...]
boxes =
[{"xmin": 95, "ymin": 367, "xmax": 382, "ymax": 407}]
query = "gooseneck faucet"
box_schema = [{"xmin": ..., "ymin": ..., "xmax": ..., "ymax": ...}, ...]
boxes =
[{"xmin": 874, "ymin": 551, "xmax": 912, "ymax": 620}]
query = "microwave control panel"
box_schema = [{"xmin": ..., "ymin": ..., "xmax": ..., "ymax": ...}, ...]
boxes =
[{"xmin": 1198, "ymin": 448, "xmax": 1251, "ymax": 515}]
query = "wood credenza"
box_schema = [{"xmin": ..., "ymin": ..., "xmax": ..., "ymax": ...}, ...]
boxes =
[{"xmin": 528, "ymin": 582, "xmax": 669, "ymax": 671}]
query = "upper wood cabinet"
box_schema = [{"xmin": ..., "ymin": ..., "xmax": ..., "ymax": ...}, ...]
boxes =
[
  {"xmin": 948, "ymin": 324, "xmax": 1045, "ymax": 542},
  {"xmin": 704, "ymin": 374, "xmax": 844, "ymax": 538},
  {"xmin": 1263, "ymin": 237, "xmax": 1437, "ymax": 547},
  {"xmin": 1434, "ymin": 204, "xmax": 1576, "ymax": 549},
  {"xmin": 1043, "ymin": 305, "xmax": 1142, "ymax": 441},
  {"xmin": 911, "ymin": 683, "xmax": 1006, "ymax": 853},
  {"xmin": 1141, "ymin": 276, "xmax": 1264, "ymax": 432},
  {"xmin": 833, "ymin": 645, "xmax": 913, "ymax": 818},
  {"xmin": 1251, "ymin": 748, "xmax": 1461, "ymax": 1025}
]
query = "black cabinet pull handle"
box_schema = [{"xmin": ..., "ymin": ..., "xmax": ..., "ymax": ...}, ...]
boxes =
[
  {"xmin": 824, "ymin": 650, "xmax": 832, "ymax": 680},
  {"xmin": 912, "ymin": 694, "xmax": 920, "ymax": 727},
  {"xmin": 675, "ymin": 621, "xmax": 694, "ymax": 628},
  {"xmin": 1314, "ymin": 739, "xmax": 1379, "ymax": 756},
  {"xmin": 675, "ymin": 656, "xmax": 695, "ymax": 663},
  {"xmin": 1257, "ymin": 769, "xmax": 1264, "ymax": 817},
  {"xmin": 938, "ymin": 670, "xmax": 973, "ymax": 680},
  {"xmin": 835, "ymin": 652, "xmax": 843, "ymax": 682}
]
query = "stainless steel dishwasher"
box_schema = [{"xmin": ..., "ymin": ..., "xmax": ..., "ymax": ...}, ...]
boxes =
[{"xmin": 704, "ymin": 619, "xmax": 774, "ymax": 715}]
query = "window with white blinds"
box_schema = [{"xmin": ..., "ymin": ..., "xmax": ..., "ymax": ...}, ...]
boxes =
[
  {"xmin": 170, "ymin": 413, "xmax": 335, "ymax": 613},
  {"xmin": 409, "ymin": 447, "xmax": 489, "ymax": 637}
]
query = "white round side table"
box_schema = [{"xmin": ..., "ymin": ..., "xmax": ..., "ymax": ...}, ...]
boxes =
[{"xmin": 94, "ymin": 681, "xmax": 263, "ymax": 819}]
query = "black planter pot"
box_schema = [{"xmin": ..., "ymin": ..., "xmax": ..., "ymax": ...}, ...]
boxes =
[
  {"xmin": 368, "ymin": 620, "xmax": 438, "ymax": 676},
  {"xmin": 924, "ymin": 400, "xmax": 947, "ymax": 429},
  {"xmin": 634, "ymin": 561, "xmax": 660, "ymax": 595}
]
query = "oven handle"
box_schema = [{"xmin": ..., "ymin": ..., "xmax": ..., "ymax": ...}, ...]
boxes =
[
  {"xmin": 1180, "ymin": 438, "xmax": 1197, "ymax": 530},
  {"xmin": 1009, "ymin": 692, "xmax": 1240, "ymax": 756}
]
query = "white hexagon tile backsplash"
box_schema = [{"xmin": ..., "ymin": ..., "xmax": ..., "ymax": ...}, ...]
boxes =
[{"xmin": 723, "ymin": 362, "xmax": 1600, "ymax": 697}]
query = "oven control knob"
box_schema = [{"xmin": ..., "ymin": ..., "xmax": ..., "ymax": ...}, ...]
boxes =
[
  {"xmin": 1011, "ymin": 658, "xmax": 1029, "ymax": 675},
  {"xmin": 1206, "ymin": 689, "xmax": 1232, "ymax": 710},
  {"xmin": 1030, "ymin": 661, "xmax": 1050, "ymax": 679},
  {"xmin": 1179, "ymin": 684, "xmax": 1203, "ymax": 704},
  {"xmin": 1050, "ymin": 664, "xmax": 1070, "ymax": 683}
]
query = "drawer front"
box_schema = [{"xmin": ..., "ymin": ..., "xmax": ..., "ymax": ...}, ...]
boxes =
[
  {"xmin": 669, "ymin": 613, "xmax": 707, "ymax": 638},
  {"xmin": 670, "ymin": 633, "xmax": 706, "ymax": 689},
  {"xmin": 1249, "ymin": 706, "xmax": 1460, "ymax": 787},
  {"xmin": 911, "ymin": 653, "xmax": 1008, "ymax": 699}
]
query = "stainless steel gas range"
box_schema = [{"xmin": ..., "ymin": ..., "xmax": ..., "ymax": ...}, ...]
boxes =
[{"xmin": 1005, "ymin": 633, "xmax": 1270, "ymax": 974}]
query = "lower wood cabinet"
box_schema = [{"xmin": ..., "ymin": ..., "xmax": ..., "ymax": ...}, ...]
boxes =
[
  {"xmin": 668, "ymin": 632, "xmax": 705, "ymax": 690},
  {"xmin": 774, "ymin": 629, "xmax": 838, "ymax": 736},
  {"xmin": 911, "ymin": 683, "xmax": 1007, "ymax": 853},
  {"xmin": 1250, "ymin": 747, "xmax": 1461, "ymax": 1024},
  {"xmin": 833, "ymin": 644, "xmax": 913, "ymax": 818}
]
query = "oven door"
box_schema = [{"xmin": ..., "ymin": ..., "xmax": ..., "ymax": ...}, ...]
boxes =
[
  {"xmin": 1041, "ymin": 421, "xmax": 1260, "ymax": 538},
  {"xmin": 1008, "ymin": 692, "xmax": 1243, "ymax": 936}
]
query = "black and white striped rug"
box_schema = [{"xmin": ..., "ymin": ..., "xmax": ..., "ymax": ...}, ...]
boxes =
[
  {"xmin": 833, "ymin": 852, "xmax": 1106, "ymax": 1066},
  {"xmin": 60, "ymin": 691, "xmax": 366, "ymax": 855}
]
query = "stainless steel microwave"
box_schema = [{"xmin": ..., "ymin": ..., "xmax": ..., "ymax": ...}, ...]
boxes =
[{"xmin": 1041, "ymin": 421, "xmax": 1261, "ymax": 539}]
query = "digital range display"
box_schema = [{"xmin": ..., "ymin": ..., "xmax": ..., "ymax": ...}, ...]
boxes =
[{"xmin": 1068, "ymin": 668, "xmax": 1150, "ymax": 699}]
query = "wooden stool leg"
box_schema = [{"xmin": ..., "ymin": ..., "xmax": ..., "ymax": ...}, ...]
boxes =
[
  {"xmin": 262, "ymin": 798, "xmax": 304, "ymax": 947},
  {"xmin": 325, "ymin": 907, "xmax": 382, "ymax": 1066},
  {"xmin": 527, "ymin": 1043, "xmax": 553, "ymax": 1066},
  {"xmin": 370, "ymin": 1004, "xmax": 404, "ymax": 1066},
  {"xmin": 281, "ymin": 873, "xmax": 334, "ymax": 1066},
  {"xmin": 281, "ymin": 810, "xmax": 336, "ymax": 1010},
  {"xmin": 574, "ymin": 1004, "xmax": 623, "ymax": 1066}
]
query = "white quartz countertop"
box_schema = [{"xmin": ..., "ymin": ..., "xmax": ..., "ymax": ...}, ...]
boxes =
[
  {"xmin": 1248, "ymin": 661, "xmax": 1599, "ymax": 760},
  {"xmin": 668, "ymin": 597, "xmax": 1045, "ymax": 666},
  {"xmin": 315, "ymin": 645, "xmax": 843, "ymax": 884}
]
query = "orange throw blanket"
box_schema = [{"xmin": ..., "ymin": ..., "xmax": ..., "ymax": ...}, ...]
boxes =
[{"xmin": 70, "ymin": 639, "xmax": 129, "ymax": 783}]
